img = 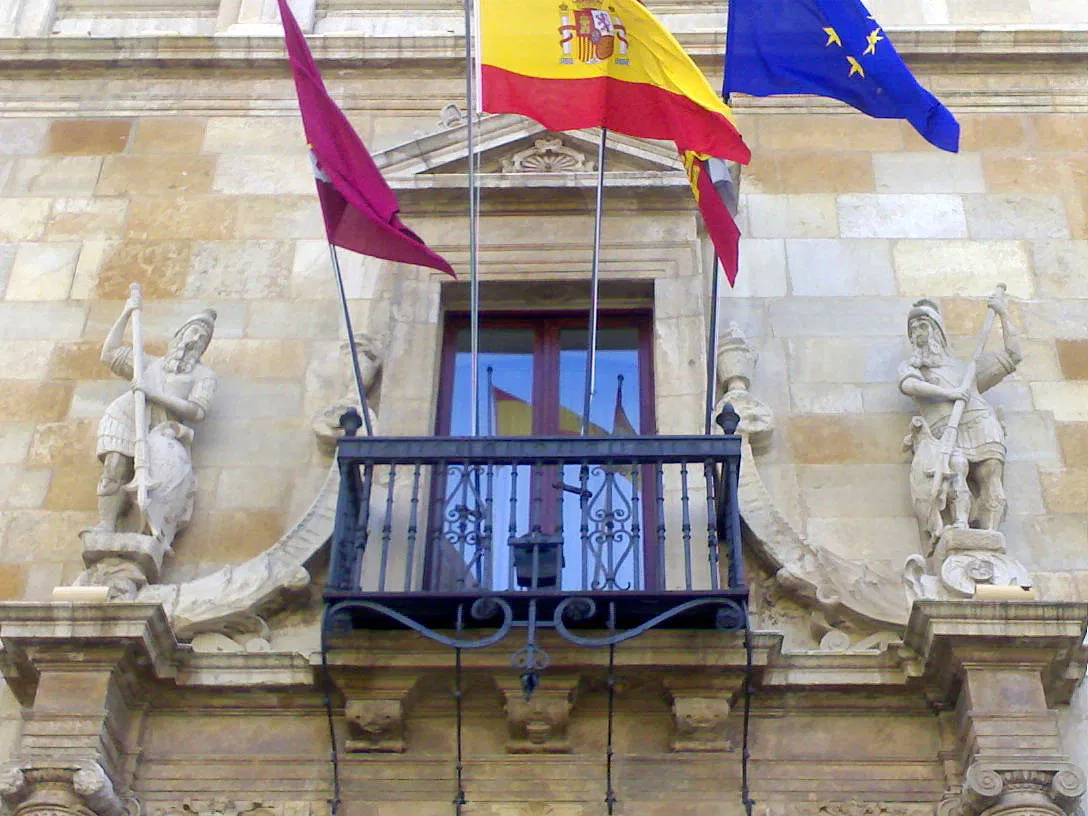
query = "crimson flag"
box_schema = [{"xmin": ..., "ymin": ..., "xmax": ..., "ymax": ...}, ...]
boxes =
[
  {"xmin": 683, "ymin": 152, "xmax": 741, "ymax": 286},
  {"xmin": 277, "ymin": 0, "xmax": 455, "ymax": 277}
]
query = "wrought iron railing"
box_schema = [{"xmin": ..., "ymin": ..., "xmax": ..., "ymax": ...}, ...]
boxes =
[{"xmin": 325, "ymin": 406, "xmax": 745, "ymax": 632}]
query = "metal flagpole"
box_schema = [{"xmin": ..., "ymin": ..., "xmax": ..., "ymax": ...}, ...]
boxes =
[
  {"xmin": 704, "ymin": 257, "xmax": 722, "ymax": 435},
  {"xmin": 580, "ymin": 128, "xmax": 608, "ymax": 436},
  {"xmin": 464, "ymin": 0, "xmax": 482, "ymax": 437},
  {"xmin": 328, "ymin": 245, "xmax": 374, "ymax": 438}
]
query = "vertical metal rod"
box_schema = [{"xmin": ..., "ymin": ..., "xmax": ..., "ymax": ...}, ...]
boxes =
[
  {"xmin": 378, "ymin": 466, "xmax": 396, "ymax": 591},
  {"xmin": 464, "ymin": 0, "xmax": 481, "ymax": 437},
  {"xmin": 605, "ymin": 611, "xmax": 617, "ymax": 814},
  {"xmin": 705, "ymin": 461, "xmax": 721, "ymax": 591},
  {"xmin": 319, "ymin": 610, "xmax": 342, "ymax": 816},
  {"xmin": 404, "ymin": 463, "xmax": 422, "ymax": 591},
  {"xmin": 581, "ymin": 128, "xmax": 608, "ymax": 436},
  {"xmin": 680, "ymin": 463, "xmax": 693, "ymax": 590},
  {"xmin": 728, "ymin": 455, "xmax": 745, "ymax": 589},
  {"xmin": 629, "ymin": 467, "xmax": 642, "ymax": 590},
  {"xmin": 704, "ymin": 258, "xmax": 723, "ymax": 435},
  {"xmin": 453, "ymin": 643, "xmax": 466, "ymax": 815},
  {"xmin": 741, "ymin": 609, "xmax": 755, "ymax": 816},
  {"xmin": 328, "ymin": 245, "xmax": 373, "ymax": 437}
]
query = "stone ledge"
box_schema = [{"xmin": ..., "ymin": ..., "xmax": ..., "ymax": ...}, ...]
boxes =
[{"xmin": 0, "ymin": 27, "xmax": 1085, "ymax": 68}]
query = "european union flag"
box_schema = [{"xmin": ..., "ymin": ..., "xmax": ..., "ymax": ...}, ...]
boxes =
[{"xmin": 724, "ymin": 0, "xmax": 959, "ymax": 152}]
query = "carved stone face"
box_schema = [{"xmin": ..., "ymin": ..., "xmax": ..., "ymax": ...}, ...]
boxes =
[
  {"xmin": 908, "ymin": 317, "xmax": 947, "ymax": 365},
  {"xmin": 165, "ymin": 323, "xmax": 212, "ymax": 372}
]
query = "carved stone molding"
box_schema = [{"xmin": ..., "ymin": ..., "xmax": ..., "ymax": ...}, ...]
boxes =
[
  {"xmin": 759, "ymin": 803, "xmax": 934, "ymax": 816},
  {"xmin": 662, "ymin": 674, "xmax": 742, "ymax": 752},
  {"xmin": 497, "ymin": 674, "xmax": 580, "ymax": 754},
  {"xmin": 151, "ymin": 800, "xmax": 313, "ymax": 816},
  {"xmin": 0, "ymin": 762, "xmax": 131, "ymax": 816},
  {"xmin": 500, "ymin": 135, "xmax": 592, "ymax": 173}
]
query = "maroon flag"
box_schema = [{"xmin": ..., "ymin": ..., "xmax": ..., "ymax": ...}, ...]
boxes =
[
  {"xmin": 277, "ymin": 0, "xmax": 455, "ymax": 277},
  {"xmin": 683, "ymin": 151, "xmax": 741, "ymax": 286}
]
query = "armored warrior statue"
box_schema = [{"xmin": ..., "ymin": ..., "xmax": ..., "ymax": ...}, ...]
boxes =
[
  {"xmin": 899, "ymin": 287, "xmax": 1022, "ymax": 552},
  {"xmin": 93, "ymin": 287, "xmax": 218, "ymax": 547}
]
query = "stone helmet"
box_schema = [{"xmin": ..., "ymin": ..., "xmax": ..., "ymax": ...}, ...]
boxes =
[
  {"xmin": 173, "ymin": 308, "xmax": 217, "ymax": 351},
  {"xmin": 907, "ymin": 298, "xmax": 947, "ymax": 348}
]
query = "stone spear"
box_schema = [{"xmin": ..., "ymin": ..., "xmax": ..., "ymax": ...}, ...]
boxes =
[
  {"xmin": 128, "ymin": 282, "xmax": 151, "ymax": 531},
  {"xmin": 929, "ymin": 283, "xmax": 1007, "ymax": 506}
]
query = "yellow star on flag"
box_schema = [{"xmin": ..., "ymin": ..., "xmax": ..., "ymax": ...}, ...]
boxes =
[
  {"xmin": 864, "ymin": 28, "xmax": 884, "ymax": 55},
  {"xmin": 823, "ymin": 26, "xmax": 842, "ymax": 47},
  {"xmin": 847, "ymin": 55, "xmax": 865, "ymax": 77}
]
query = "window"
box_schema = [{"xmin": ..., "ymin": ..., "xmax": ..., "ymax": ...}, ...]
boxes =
[{"xmin": 429, "ymin": 311, "xmax": 658, "ymax": 591}]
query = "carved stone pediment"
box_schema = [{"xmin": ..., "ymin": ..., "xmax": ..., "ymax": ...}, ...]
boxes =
[{"xmin": 372, "ymin": 112, "xmax": 696, "ymax": 193}]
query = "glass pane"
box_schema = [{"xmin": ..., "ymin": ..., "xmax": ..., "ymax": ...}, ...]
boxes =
[
  {"xmin": 450, "ymin": 328, "xmax": 534, "ymax": 436},
  {"xmin": 441, "ymin": 328, "xmax": 534, "ymax": 590},
  {"xmin": 558, "ymin": 327, "xmax": 644, "ymax": 589}
]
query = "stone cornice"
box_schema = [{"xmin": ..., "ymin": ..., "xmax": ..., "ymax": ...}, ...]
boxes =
[
  {"xmin": 904, "ymin": 600, "xmax": 1088, "ymax": 707},
  {"xmin": 0, "ymin": 27, "xmax": 1085, "ymax": 68}
]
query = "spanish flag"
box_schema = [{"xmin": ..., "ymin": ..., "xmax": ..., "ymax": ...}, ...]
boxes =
[
  {"xmin": 683, "ymin": 151, "xmax": 741, "ymax": 286},
  {"xmin": 480, "ymin": 0, "xmax": 751, "ymax": 164}
]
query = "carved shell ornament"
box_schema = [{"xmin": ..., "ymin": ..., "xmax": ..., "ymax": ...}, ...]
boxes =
[{"xmin": 501, "ymin": 135, "xmax": 593, "ymax": 173}]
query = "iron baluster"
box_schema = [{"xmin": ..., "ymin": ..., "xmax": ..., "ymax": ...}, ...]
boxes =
[
  {"xmin": 704, "ymin": 460, "xmax": 721, "ymax": 591},
  {"xmin": 680, "ymin": 462, "xmax": 693, "ymax": 590},
  {"xmin": 579, "ymin": 462, "xmax": 591, "ymax": 589},
  {"xmin": 655, "ymin": 463, "xmax": 667, "ymax": 588},
  {"xmin": 483, "ymin": 463, "xmax": 495, "ymax": 588},
  {"xmin": 507, "ymin": 465, "xmax": 519, "ymax": 591},
  {"xmin": 403, "ymin": 462, "xmax": 422, "ymax": 591},
  {"xmin": 378, "ymin": 465, "xmax": 396, "ymax": 591},
  {"xmin": 629, "ymin": 466, "xmax": 642, "ymax": 590}
]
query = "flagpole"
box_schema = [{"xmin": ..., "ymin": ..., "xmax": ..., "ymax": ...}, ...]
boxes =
[
  {"xmin": 329, "ymin": 244, "xmax": 374, "ymax": 437},
  {"xmin": 704, "ymin": 257, "xmax": 722, "ymax": 435},
  {"xmin": 580, "ymin": 128, "xmax": 608, "ymax": 437},
  {"xmin": 464, "ymin": 0, "xmax": 482, "ymax": 437}
]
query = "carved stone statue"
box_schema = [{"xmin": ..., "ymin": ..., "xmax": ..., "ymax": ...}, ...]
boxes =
[
  {"xmin": 899, "ymin": 287, "xmax": 1033, "ymax": 603},
  {"xmin": 76, "ymin": 287, "xmax": 217, "ymax": 600},
  {"xmin": 313, "ymin": 333, "xmax": 381, "ymax": 453},
  {"xmin": 899, "ymin": 288, "xmax": 1021, "ymax": 549},
  {"xmin": 94, "ymin": 293, "xmax": 217, "ymax": 541}
]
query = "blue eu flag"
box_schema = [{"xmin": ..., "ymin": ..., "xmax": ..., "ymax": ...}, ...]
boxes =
[{"xmin": 724, "ymin": 0, "xmax": 959, "ymax": 151}]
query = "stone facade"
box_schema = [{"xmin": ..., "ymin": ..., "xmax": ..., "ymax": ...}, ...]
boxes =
[{"xmin": 0, "ymin": 0, "xmax": 1087, "ymax": 814}]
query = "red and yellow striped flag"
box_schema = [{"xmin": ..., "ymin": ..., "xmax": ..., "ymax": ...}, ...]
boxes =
[{"xmin": 480, "ymin": 0, "xmax": 751, "ymax": 163}]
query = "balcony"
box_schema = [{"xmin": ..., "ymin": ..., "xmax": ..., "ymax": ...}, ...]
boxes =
[{"xmin": 323, "ymin": 407, "xmax": 748, "ymax": 682}]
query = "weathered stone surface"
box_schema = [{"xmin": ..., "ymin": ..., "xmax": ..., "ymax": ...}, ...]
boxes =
[
  {"xmin": 964, "ymin": 193, "xmax": 1071, "ymax": 239},
  {"xmin": 5, "ymin": 242, "xmax": 80, "ymax": 301},
  {"xmin": 96, "ymin": 155, "xmax": 216, "ymax": 196},
  {"xmin": 732, "ymin": 239, "xmax": 788, "ymax": 298},
  {"xmin": 786, "ymin": 415, "xmax": 908, "ymax": 464},
  {"xmin": 1034, "ymin": 241, "xmax": 1088, "ymax": 299},
  {"xmin": 1031, "ymin": 382, "xmax": 1088, "ymax": 422},
  {"xmin": 0, "ymin": 381, "xmax": 72, "ymax": 421},
  {"xmin": 202, "ymin": 118, "xmax": 307, "ymax": 154},
  {"xmin": 187, "ymin": 240, "xmax": 292, "ymax": 299},
  {"xmin": 200, "ymin": 339, "xmax": 308, "ymax": 379},
  {"xmin": 0, "ymin": 197, "xmax": 52, "ymax": 241},
  {"xmin": 0, "ymin": 466, "xmax": 50, "ymax": 509},
  {"xmin": 758, "ymin": 114, "xmax": 904, "ymax": 151},
  {"xmin": 0, "ymin": 119, "xmax": 49, "ymax": 156},
  {"xmin": 744, "ymin": 194, "xmax": 839, "ymax": 238},
  {"xmin": 839, "ymin": 194, "xmax": 967, "ymax": 238},
  {"xmin": 3, "ymin": 156, "xmax": 103, "ymax": 195},
  {"xmin": 1039, "ymin": 468, "xmax": 1088, "ymax": 515},
  {"xmin": 1056, "ymin": 422, "xmax": 1088, "ymax": 467},
  {"xmin": 126, "ymin": 195, "xmax": 239, "ymax": 240},
  {"xmin": 130, "ymin": 118, "xmax": 207, "ymax": 154},
  {"xmin": 1056, "ymin": 339, "xmax": 1088, "ymax": 380},
  {"xmin": 0, "ymin": 341, "xmax": 55, "ymax": 379},
  {"xmin": 213, "ymin": 153, "xmax": 314, "ymax": 195},
  {"xmin": 892, "ymin": 240, "xmax": 1033, "ymax": 297},
  {"xmin": 46, "ymin": 119, "xmax": 132, "ymax": 155},
  {"xmin": 45, "ymin": 198, "xmax": 128, "ymax": 241},
  {"xmin": 786, "ymin": 239, "xmax": 897, "ymax": 296},
  {"xmin": 93, "ymin": 240, "xmax": 192, "ymax": 299},
  {"xmin": 873, "ymin": 153, "xmax": 986, "ymax": 194}
]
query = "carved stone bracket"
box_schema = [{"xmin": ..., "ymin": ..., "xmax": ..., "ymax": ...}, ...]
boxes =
[
  {"xmin": 662, "ymin": 674, "xmax": 743, "ymax": 752},
  {"xmin": 333, "ymin": 671, "xmax": 420, "ymax": 753},
  {"xmin": 497, "ymin": 674, "xmax": 580, "ymax": 753},
  {"xmin": 0, "ymin": 762, "xmax": 131, "ymax": 816}
]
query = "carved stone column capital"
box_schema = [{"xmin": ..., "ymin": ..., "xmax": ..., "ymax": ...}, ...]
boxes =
[
  {"xmin": 496, "ymin": 674, "xmax": 580, "ymax": 754},
  {"xmin": 662, "ymin": 673, "xmax": 743, "ymax": 752},
  {"xmin": 937, "ymin": 764, "xmax": 1087, "ymax": 816},
  {"xmin": 0, "ymin": 762, "xmax": 131, "ymax": 816}
]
